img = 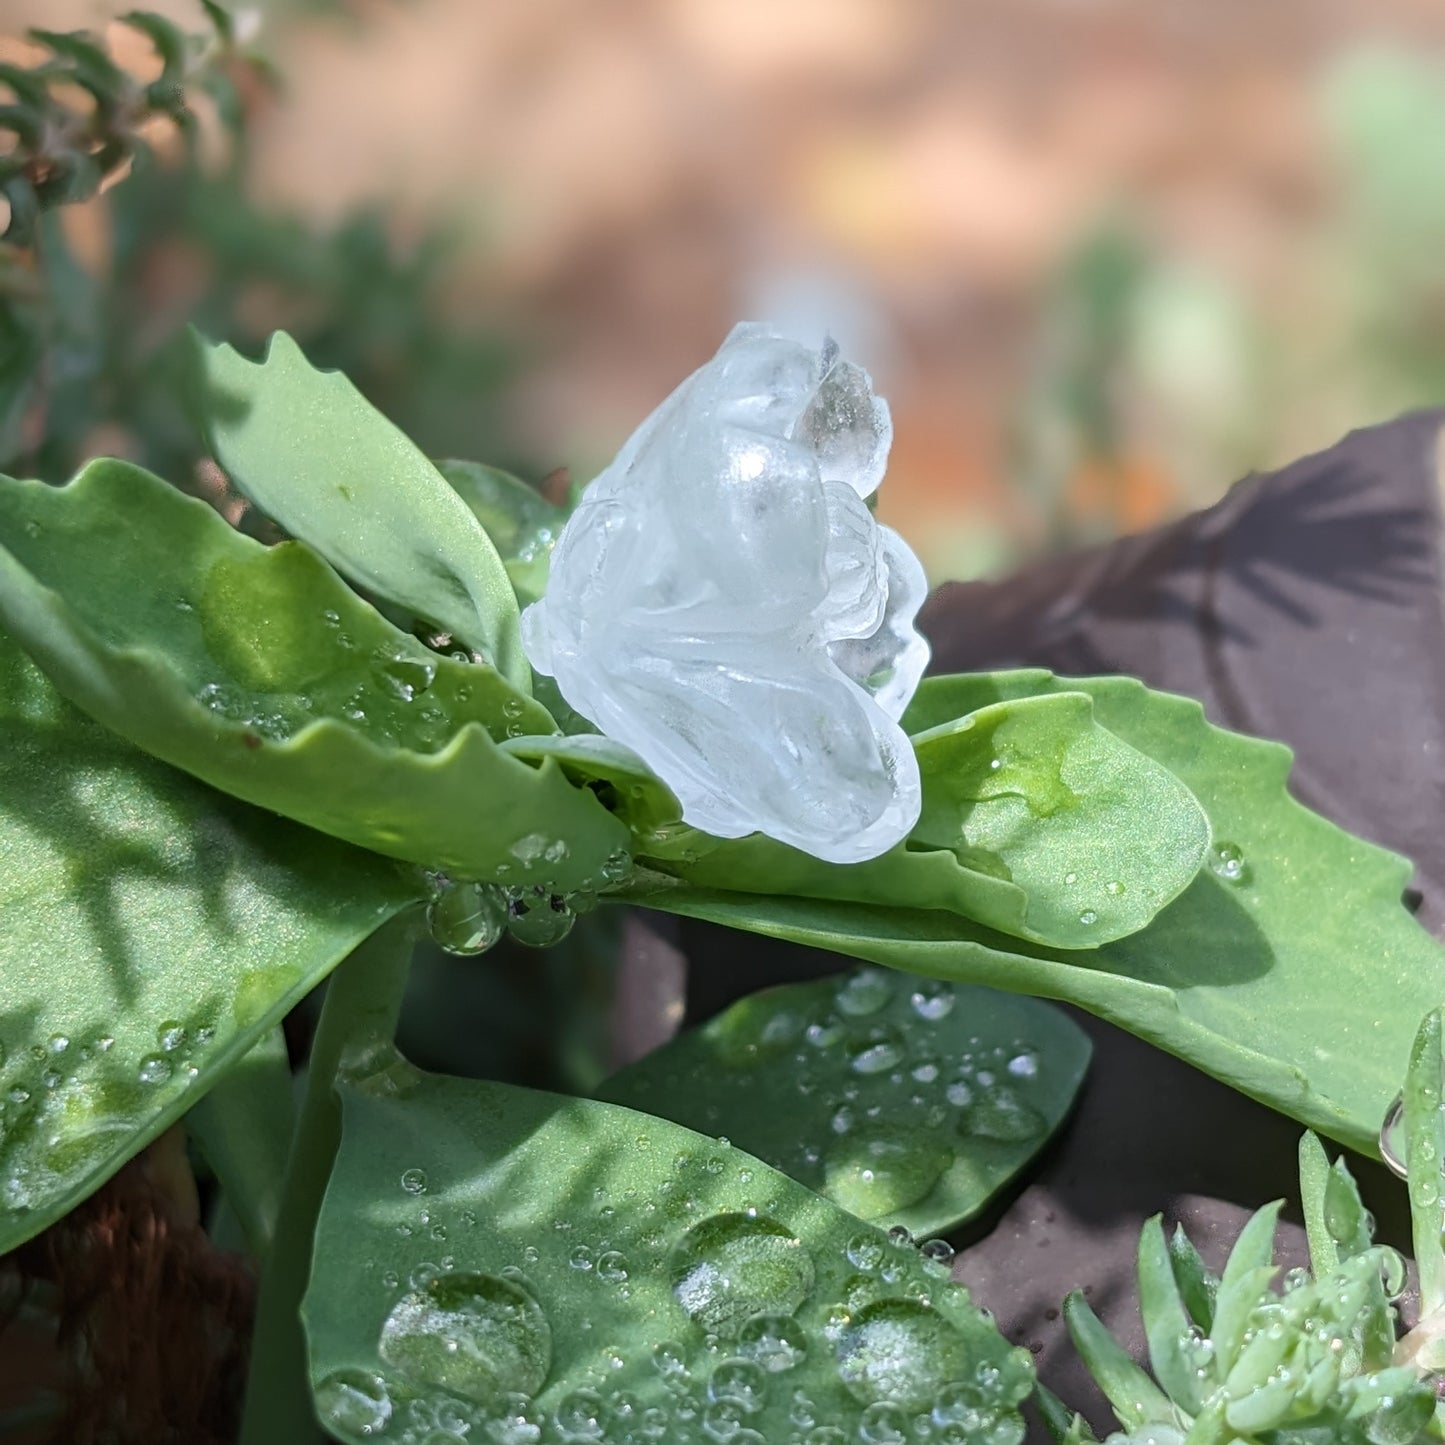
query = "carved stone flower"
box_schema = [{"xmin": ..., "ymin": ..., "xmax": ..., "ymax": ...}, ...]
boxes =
[{"xmin": 521, "ymin": 322, "xmax": 929, "ymax": 864}]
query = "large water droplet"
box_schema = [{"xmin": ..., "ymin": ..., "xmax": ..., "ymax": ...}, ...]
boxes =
[
  {"xmin": 378, "ymin": 1271, "xmax": 551, "ymax": 1405},
  {"xmin": 835, "ymin": 968, "xmax": 893, "ymax": 1017},
  {"xmin": 823, "ymin": 1128, "xmax": 953, "ymax": 1219},
  {"xmin": 959, "ymin": 1086, "xmax": 1045, "ymax": 1142},
  {"xmin": 506, "ymin": 891, "xmax": 576, "ymax": 948},
  {"xmin": 375, "ymin": 655, "xmax": 436, "ymax": 702},
  {"xmin": 671, "ymin": 1213, "xmax": 816, "ymax": 1338},
  {"xmin": 426, "ymin": 880, "xmax": 508, "ymax": 957},
  {"xmin": 834, "ymin": 1300, "xmax": 972, "ymax": 1410},
  {"xmin": 313, "ymin": 1367, "xmax": 392, "ymax": 1436}
]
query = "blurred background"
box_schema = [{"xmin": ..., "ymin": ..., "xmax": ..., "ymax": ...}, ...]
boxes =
[{"xmin": 6, "ymin": 0, "xmax": 1445, "ymax": 584}]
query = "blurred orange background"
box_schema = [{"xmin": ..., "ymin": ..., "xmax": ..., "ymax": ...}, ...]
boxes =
[{"xmin": 7, "ymin": 0, "xmax": 1445, "ymax": 581}]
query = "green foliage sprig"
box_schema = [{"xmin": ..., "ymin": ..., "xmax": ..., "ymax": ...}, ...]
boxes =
[
  {"xmin": 1043, "ymin": 1009, "xmax": 1445, "ymax": 1445},
  {"xmin": 0, "ymin": 5, "xmax": 246, "ymax": 246}
]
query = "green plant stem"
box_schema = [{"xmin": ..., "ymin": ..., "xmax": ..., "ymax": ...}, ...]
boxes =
[
  {"xmin": 237, "ymin": 916, "xmax": 416, "ymax": 1445},
  {"xmin": 187, "ymin": 1025, "xmax": 293, "ymax": 1258}
]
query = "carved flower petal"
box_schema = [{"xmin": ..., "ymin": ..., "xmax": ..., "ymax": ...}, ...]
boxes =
[{"xmin": 522, "ymin": 323, "xmax": 929, "ymax": 864}]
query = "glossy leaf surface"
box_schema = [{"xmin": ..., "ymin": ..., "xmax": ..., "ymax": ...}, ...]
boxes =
[
  {"xmin": 0, "ymin": 629, "xmax": 420, "ymax": 1252},
  {"xmin": 194, "ymin": 331, "xmax": 528, "ymax": 688},
  {"xmin": 629, "ymin": 670, "xmax": 1445, "ymax": 1153},
  {"xmin": 0, "ymin": 459, "xmax": 628, "ymax": 891},
  {"xmin": 600, "ymin": 966, "xmax": 1089, "ymax": 1236},
  {"xmin": 305, "ymin": 1061, "xmax": 1034, "ymax": 1443},
  {"xmin": 435, "ymin": 458, "xmax": 567, "ymax": 608}
]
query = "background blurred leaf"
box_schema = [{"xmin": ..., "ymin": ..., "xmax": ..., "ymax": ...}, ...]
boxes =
[
  {"xmin": 0, "ymin": 625, "xmax": 418, "ymax": 1254},
  {"xmin": 304, "ymin": 1059, "xmax": 1034, "ymax": 1442},
  {"xmin": 600, "ymin": 965, "xmax": 1090, "ymax": 1237}
]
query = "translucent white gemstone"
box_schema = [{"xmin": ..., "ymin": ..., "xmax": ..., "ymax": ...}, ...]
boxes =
[{"xmin": 521, "ymin": 322, "xmax": 929, "ymax": 864}]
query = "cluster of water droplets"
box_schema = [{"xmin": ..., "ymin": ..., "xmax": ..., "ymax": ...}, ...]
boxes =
[
  {"xmin": 188, "ymin": 561, "xmax": 542, "ymax": 753},
  {"xmin": 313, "ymin": 1121, "xmax": 1031, "ymax": 1445},
  {"xmin": 424, "ymin": 847, "xmax": 634, "ymax": 956},
  {"xmin": 672, "ymin": 967, "xmax": 1053, "ymax": 1223},
  {"xmin": 0, "ymin": 1014, "xmax": 218, "ymax": 1215}
]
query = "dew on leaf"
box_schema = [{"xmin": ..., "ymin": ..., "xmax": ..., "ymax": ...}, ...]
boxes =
[
  {"xmin": 846, "ymin": 1233, "xmax": 887, "ymax": 1272},
  {"xmin": 596, "ymin": 1250, "xmax": 629, "ymax": 1282},
  {"xmin": 908, "ymin": 981, "xmax": 955, "ymax": 1022},
  {"xmin": 737, "ymin": 1312, "xmax": 810, "ymax": 1372},
  {"xmin": 426, "ymin": 880, "xmax": 507, "ymax": 957},
  {"xmin": 313, "ymin": 1366, "xmax": 393, "ymax": 1437},
  {"xmin": 708, "ymin": 1357, "xmax": 767, "ymax": 1412},
  {"xmin": 375, "ymin": 655, "xmax": 436, "ymax": 703},
  {"xmin": 158, "ymin": 1022, "xmax": 187, "ymax": 1052},
  {"xmin": 849, "ymin": 1030, "xmax": 906, "ymax": 1076},
  {"xmin": 136, "ymin": 1054, "xmax": 172, "ymax": 1086},
  {"xmin": 552, "ymin": 1387, "xmax": 605, "ymax": 1440},
  {"xmin": 834, "ymin": 1299, "xmax": 973, "ymax": 1410},
  {"xmin": 1210, "ymin": 841, "xmax": 1249, "ymax": 884},
  {"xmin": 377, "ymin": 1272, "xmax": 551, "ymax": 1405},
  {"xmin": 823, "ymin": 1128, "xmax": 953, "ymax": 1219},
  {"xmin": 671, "ymin": 1213, "xmax": 816, "ymax": 1338},
  {"xmin": 506, "ymin": 891, "xmax": 576, "ymax": 948},
  {"xmin": 959, "ymin": 1086, "xmax": 1045, "ymax": 1142},
  {"xmin": 858, "ymin": 1399, "xmax": 910, "ymax": 1443},
  {"xmin": 835, "ymin": 968, "xmax": 893, "ymax": 1018}
]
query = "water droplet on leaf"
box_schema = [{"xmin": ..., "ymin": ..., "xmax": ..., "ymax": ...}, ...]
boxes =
[
  {"xmin": 378, "ymin": 1272, "xmax": 551, "ymax": 1405},
  {"xmin": 426, "ymin": 880, "xmax": 508, "ymax": 957},
  {"xmin": 671, "ymin": 1213, "xmax": 816, "ymax": 1338},
  {"xmin": 835, "ymin": 1300, "xmax": 972, "ymax": 1410},
  {"xmin": 314, "ymin": 1367, "xmax": 392, "ymax": 1436}
]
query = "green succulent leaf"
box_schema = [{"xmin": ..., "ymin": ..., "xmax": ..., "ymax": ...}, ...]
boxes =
[
  {"xmin": 434, "ymin": 459, "xmax": 567, "ymax": 609},
  {"xmin": 1036, "ymin": 1384, "xmax": 1103, "ymax": 1445},
  {"xmin": 0, "ymin": 458, "xmax": 629, "ymax": 891},
  {"xmin": 1208, "ymin": 1201, "xmax": 1280, "ymax": 1373},
  {"xmin": 599, "ymin": 966, "xmax": 1089, "ymax": 1237},
  {"xmin": 304, "ymin": 1060, "xmax": 1034, "ymax": 1443},
  {"xmin": 1405, "ymin": 1007, "xmax": 1445, "ymax": 1316},
  {"xmin": 628, "ymin": 669, "xmax": 1445, "ymax": 1153},
  {"xmin": 641, "ymin": 690, "xmax": 1210, "ymax": 950},
  {"xmin": 1166, "ymin": 1226, "xmax": 1217, "ymax": 1334},
  {"xmin": 1062, "ymin": 1292, "xmax": 1175, "ymax": 1432},
  {"xmin": 193, "ymin": 331, "xmax": 528, "ymax": 690},
  {"xmin": 1136, "ymin": 1217, "xmax": 1206, "ymax": 1416},
  {"xmin": 0, "ymin": 626, "xmax": 420, "ymax": 1253}
]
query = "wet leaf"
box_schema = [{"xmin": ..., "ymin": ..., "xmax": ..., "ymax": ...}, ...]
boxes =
[
  {"xmin": 305, "ymin": 1060, "xmax": 1034, "ymax": 1443},
  {"xmin": 193, "ymin": 331, "xmax": 528, "ymax": 689},
  {"xmin": 600, "ymin": 966, "xmax": 1089, "ymax": 1236},
  {"xmin": 628, "ymin": 670, "xmax": 1445, "ymax": 1154},
  {"xmin": 0, "ymin": 458, "xmax": 628, "ymax": 892},
  {"xmin": 0, "ymin": 627, "xmax": 419, "ymax": 1252}
]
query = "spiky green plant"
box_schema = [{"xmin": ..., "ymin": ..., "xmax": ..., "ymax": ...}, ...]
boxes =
[{"xmin": 1043, "ymin": 1009, "xmax": 1445, "ymax": 1444}]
